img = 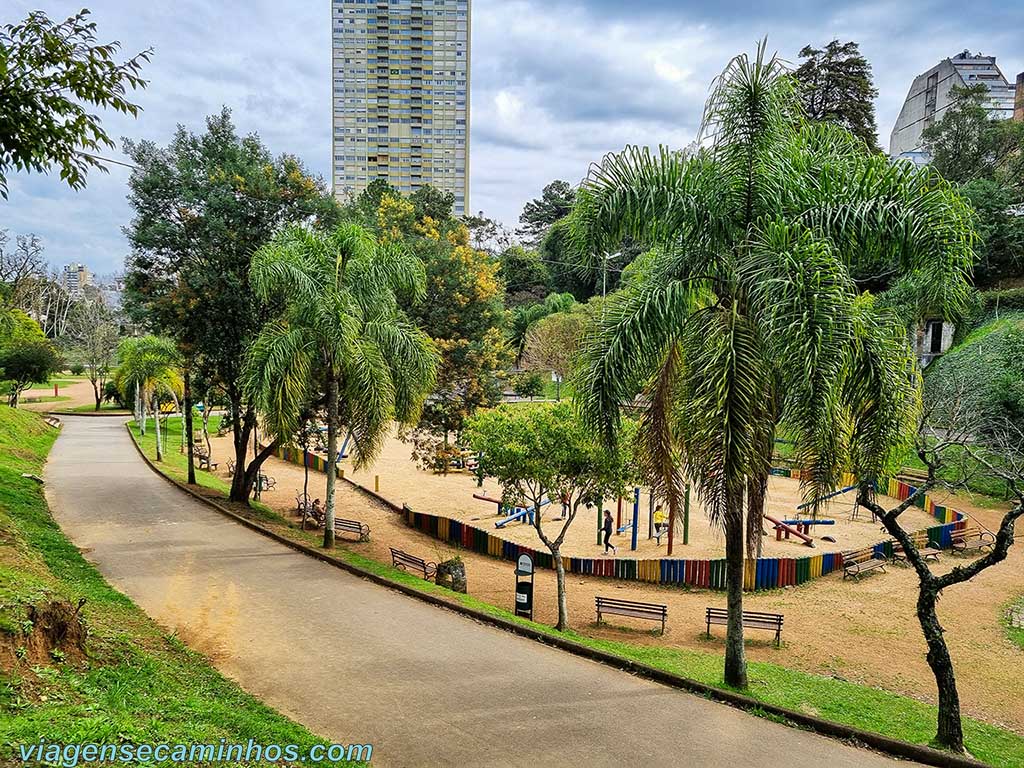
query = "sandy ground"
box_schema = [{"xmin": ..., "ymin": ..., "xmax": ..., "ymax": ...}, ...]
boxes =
[
  {"xmin": 266, "ymin": 431, "xmax": 937, "ymax": 559},
  {"xmin": 20, "ymin": 377, "xmax": 97, "ymax": 412},
  {"xmin": 204, "ymin": 433, "xmax": 1024, "ymax": 733}
]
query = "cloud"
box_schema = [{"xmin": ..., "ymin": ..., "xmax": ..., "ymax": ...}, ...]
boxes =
[{"xmin": 2, "ymin": 0, "xmax": 1022, "ymax": 274}]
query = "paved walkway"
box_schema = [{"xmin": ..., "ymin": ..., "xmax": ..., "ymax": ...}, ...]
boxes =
[{"xmin": 45, "ymin": 417, "xmax": 913, "ymax": 768}]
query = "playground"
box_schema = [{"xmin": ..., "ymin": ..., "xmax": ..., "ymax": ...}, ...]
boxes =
[
  {"xmin": 252, "ymin": 429, "xmax": 940, "ymax": 561},
  {"xmin": 196, "ymin": 429, "xmax": 1024, "ymax": 733}
]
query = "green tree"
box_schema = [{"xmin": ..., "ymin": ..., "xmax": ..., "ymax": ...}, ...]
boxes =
[
  {"xmin": 498, "ymin": 245, "xmax": 551, "ymax": 306},
  {"xmin": 794, "ymin": 40, "xmax": 880, "ymax": 151},
  {"xmin": 569, "ymin": 44, "xmax": 973, "ymax": 696},
  {"xmin": 466, "ymin": 403, "xmax": 636, "ymax": 630},
  {"xmin": 518, "ymin": 180, "xmax": 576, "ymax": 244},
  {"xmin": 123, "ymin": 108, "xmax": 337, "ymax": 501},
  {"xmin": 0, "ymin": 310, "xmax": 59, "ymax": 407},
  {"xmin": 960, "ymin": 179, "xmax": 1024, "ymax": 286},
  {"xmin": 0, "ymin": 9, "xmax": 150, "ymax": 198},
  {"xmin": 410, "ymin": 184, "xmax": 455, "ymax": 222},
  {"xmin": 246, "ymin": 222, "xmax": 437, "ymax": 548},
  {"xmin": 405, "ymin": 225, "xmax": 509, "ymax": 472},
  {"xmin": 508, "ymin": 292, "xmax": 576, "ymax": 364},
  {"xmin": 114, "ymin": 335, "xmax": 181, "ymax": 461},
  {"xmin": 922, "ymin": 84, "xmax": 1024, "ymax": 187},
  {"xmin": 512, "ymin": 371, "xmax": 545, "ymax": 401}
]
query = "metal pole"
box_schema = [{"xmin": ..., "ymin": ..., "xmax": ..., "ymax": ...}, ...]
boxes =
[
  {"xmin": 596, "ymin": 497, "xmax": 603, "ymax": 546},
  {"xmin": 683, "ymin": 484, "xmax": 691, "ymax": 545},
  {"xmin": 631, "ymin": 487, "xmax": 639, "ymax": 551},
  {"xmin": 648, "ymin": 491, "xmax": 655, "ymax": 539}
]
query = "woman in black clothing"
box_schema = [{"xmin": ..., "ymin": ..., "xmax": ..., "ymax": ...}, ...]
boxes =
[{"xmin": 602, "ymin": 509, "xmax": 616, "ymax": 556}]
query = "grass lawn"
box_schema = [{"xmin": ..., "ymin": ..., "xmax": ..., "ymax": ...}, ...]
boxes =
[
  {"xmin": 18, "ymin": 394, "xmax": 72, "ymax": 404},
  {"xmin": 1007, "ymin": 597, "xmax": 1024, "ymax": 652},
  {"xmin": 127, "ymin": 419, "xmax": 1024, "ymax": 767},
  {"xmin": 0, "ymin": 407, "xmax": 361, "ymax": 766},
  {"xmin": 56, "ymin": 401, "xmax": 131, "ymax": 414}
]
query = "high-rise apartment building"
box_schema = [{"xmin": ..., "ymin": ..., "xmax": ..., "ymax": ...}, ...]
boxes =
[
  {"xmin": 889, "ymin": 51, "xmax": 1016, "ymax": 162},
  {"xmin": 331, "ymin": 0, "xmax": 470, "ymax": 216},
  {"xmin": 61, "ymin": 262, "xmax": 91, "ymax": 298}
]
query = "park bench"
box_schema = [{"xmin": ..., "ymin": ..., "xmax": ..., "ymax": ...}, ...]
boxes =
[
  {"xmin": 595, "ymin": 596, "xmax": 667, "ymax": 634},
  {"xmin": 194, "ymin": 446, "xmax": 217, "ymax": 472},
  {"xmin": 705, "ymin": 607, "xmax": 784, "ymax": 647},
  {"xmin": 951, "ymin": 526, "xmax": 996, "ymax": 554},
  {"xmin": 891, "ymin": 541, "xmax": 941, "ymax": 564},
  {"xmin": 256, "ymin": 473, "xmax": 276, "ymax": 492},
  {"xmin": 335, "ymin": 517, "xmax": 370, "ymax": 542},
  {"xmin": 390, "ymin": 547, "xmax": 436, "ymax": 580},
  {"xmin": 842, "ymin": 547, "xmax": 888, "ymax": 580}
]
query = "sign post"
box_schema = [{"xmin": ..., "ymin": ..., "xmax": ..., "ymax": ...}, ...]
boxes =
[{"xmin": 514, "ymin": 553, "xmax": 535, "ymax": 621}]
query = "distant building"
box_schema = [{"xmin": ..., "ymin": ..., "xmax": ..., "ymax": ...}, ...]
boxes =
[
  {"xmin": 889, "ymin": 51, "xmax": 1017, "ymax": 161},
  {"xmin": 331, "ymin": 0, "xmax": 470, "ymax": 216},
  {"xmin": 61, "ymin": 262, "xmax": 92, "ymax": 298},
  {"xmin": 1015, "ymin": 72, "xmax": 1024, "ymax": 122}
]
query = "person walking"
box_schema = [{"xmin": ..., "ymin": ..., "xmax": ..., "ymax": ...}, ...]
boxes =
[{"xmin": 602, "ymin": 509, "xmax": 616, "ymax": 556}]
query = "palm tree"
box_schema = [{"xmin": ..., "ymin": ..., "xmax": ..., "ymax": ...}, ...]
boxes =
[
  {"xmin": 115, "ymin": 336, "xmax": 182, "ymax": 461},
  {"xmin": 570, "ymin": 43, "xmax": 974, "ymax": 691},
  {"xmin": 246, "ymin": 222, "xmax": 438, "ymax": 548}
]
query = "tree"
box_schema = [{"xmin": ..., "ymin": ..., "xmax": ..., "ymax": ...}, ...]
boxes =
[
  {"xmin": 0, "ymin": 311, "xmax": 59, "ymax": 407},
  {"xmin": 512, "ymin": 371, "xmax": 545, "ymax": 401},
  {"xmin": 410, "ymin": 184, "xmax": 455, "ymax": 222},
  {"xmin": 522, "ymin": 307, "xmax": 588, "ymax": 399},
  {"xmin": 0, "ymin": 231, "xmax": 47, "ymax": 311},
  {"xmin": 794, "ymin": 40, "xmax": 880, "ymax": 151},
  {"xmin": 405, "ymin": 224, "xmax": 509, "ymax": 472},
  {"xmin": 856, "ymin": 386, "xmax": 1023, "ymax": 753},
  {"xmin": 923, "ymin": 84, "xmax": 1024, "ymax": 188},
  {"xmin": 958, "ymin": 180, "xmax": 1024, "ymax": 286},
  {"xmin": 123, "ymin": 108, "xmax": 337, "ymax": 502},
  {"xmin": 498, "ymin": 246, "xmax": 551, "ymax": 307},
  {"xmin": 114, "ymin": 336, "xmax": 181, "ymax": 461},
  {"xmin": 65, "ymin": 298, "xmax": 120, "ymax": 410},
  {"xmin": 508, "ymin": 292, "xmax": 576, "ymax": 365},
  {"xmin": 466, "ymin": 403, "xmax": 636, "ymax": 629},
  {"xmin": 246, "ymin": 222, "xmax": 437, "ymax": 548},
  {"xmin": 0, "ymin": 9, "xmax": 150, "ymax": 198},
  {"xmin": 569, "ymin": 43, "xmax": 974, "ymax": 689},
  {"xmin": 463, "ymin": 211, "xmax": 514, "ymax": 254},
  {"xmin": 519, "ymin": 180, "xmax": 576, "ymax": 244}
]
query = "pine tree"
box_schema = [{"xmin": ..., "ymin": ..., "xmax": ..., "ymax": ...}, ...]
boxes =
[{"xmin": 795, "ymin": 40, "xmax": 880, "ymax": 152}]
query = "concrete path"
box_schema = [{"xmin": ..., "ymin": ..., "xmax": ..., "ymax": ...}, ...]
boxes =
[{"xmin": 45, "ymin": 417, "xmax": 914, "ymax": 768}]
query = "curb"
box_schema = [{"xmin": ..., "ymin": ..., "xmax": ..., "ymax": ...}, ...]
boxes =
[{"xmin": 123, "ymin": 425, "xmax": 989, "ymax": 768}]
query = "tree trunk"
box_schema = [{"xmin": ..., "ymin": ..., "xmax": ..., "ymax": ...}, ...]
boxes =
[
  {"xmin": 552, "ymin": 544, "xmax": 568, "ymax": 630},
  {"xmin": 324, "ymin": 376, "xmax": 339, "ymax": 549},
  {"xmin": 723, "ymin": 484, "xmax": 748, "ymax": 688},
  {"xmin": 918, "ymin": 584, "xmax": 965, "ymax": 751},
  {"xmin": 228, "ymin": 396, "xmax": 255, "ymax": 502},
  {"xmin": 746, "ymin": 473, "xmax": 767, "ymax": 559},
  {"xmin": 136, "ymin": 387, "xmax": 145, "ymax": 435},
  {"xmin": 184, "ymin": 369, "xmax": 196, "ymax": 485},
  {"xmin": 92, "ymin": 377, "xmax": 101, "ymax": 411},
  {"xmin": 667, "ymin": 494, "xmax": 677, "ymax": 555},
  {"xmin": 153, "ymin": 395, "xmax": 163, "ymax": 462}
]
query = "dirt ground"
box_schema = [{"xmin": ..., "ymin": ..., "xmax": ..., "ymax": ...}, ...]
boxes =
[
  {"xmin": 204, "ymin": 432, "xmax": 1024, "ymax": 733},
  {"xmin": 20, "ymin": 378, "xmax": 96, "ymax": 412},
  {"xmin": 282, "ymin": 431, "xmax": 936, "ymax": 559}
]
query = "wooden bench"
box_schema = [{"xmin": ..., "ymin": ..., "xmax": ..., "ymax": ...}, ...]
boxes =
[
  {"xmin": 195, "ymin": 447, "xmax": 218, "ymax": 472},
  {"xmin": 595, "ymin": 596, "xmax": 667, "ymax": 634},
  {"xmin": 843, "ymin": 547, "xmax": 888, "ymax": 580},
  {"xmin": 951, "ymin": 527, "xmax": 996, "ymax": 554},
  {"xmin": 705, "ymin": 607, "xmax": 784, "ymax": 647},
  {"xmin": 335, "ymin": 517, "xmax": 370, "ymax": 542},
  {"xmin": 256, "ymin": 473, "xmax": 276, "ymax": 492},
  {"xmin": 390, "ymin": 547, "xmax": 436, "ymax": 580},
  {"xmin": 891, "ymin": 541, "xmax": 940, "ymax": 564}
]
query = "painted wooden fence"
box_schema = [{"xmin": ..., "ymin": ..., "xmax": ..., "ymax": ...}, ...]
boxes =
[{"xmin": 271, "ymin": 445, "xmax": 968, "ymax": 592}]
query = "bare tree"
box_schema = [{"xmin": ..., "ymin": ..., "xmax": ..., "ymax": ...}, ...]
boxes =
[
  {"xmin": 0, "ymin": 231, "xmax": 47, "ymax": 309},
  {"xmin": 856, "ymin": 386, "xmax": 1023, "ymax": 754},
  {"xmin": 65, "ymin": 297, "xmax": 120, "ymax": 409},
  {"xmin": 522, "ymin": 309, "xmax": 586, "ymax": 400}
]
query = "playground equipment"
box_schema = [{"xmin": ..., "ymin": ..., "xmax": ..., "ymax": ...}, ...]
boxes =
[
  {"xmin": 474, "ymin": 492, "xmax": 549, "ymax": 528},
  {"xmin": 764, "ymin": 514, "xmax": 815, "ymax": 547},
  {"xmin": 780, "ymin": 518, "xmax": 836, "ymax": 536},
  {"xmin": 796, "ymin": 484, "xmax": 858, "ymax": 511}
]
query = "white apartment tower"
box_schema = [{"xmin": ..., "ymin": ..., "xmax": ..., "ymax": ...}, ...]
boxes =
[
  {"xmin": 889, "ymin": 51, "xmax": 1017, "ymax": 162},
  {"xmin": 331, "ymin": 0, "xmax": 470, "ymax": 215}
]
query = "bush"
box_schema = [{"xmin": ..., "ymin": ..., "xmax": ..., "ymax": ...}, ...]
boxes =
[
  {"xmin": 69, "ymin": 363, "xmax": 85, "ymax": 376},
  {"xmin": 512, "ymin": 371, "xmax": 545, "ymax": 401}
]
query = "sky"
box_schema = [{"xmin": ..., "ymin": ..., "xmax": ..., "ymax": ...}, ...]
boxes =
[{"xmin": 3, "ymin": 0, "xmax": 1023, "ymax": 276}]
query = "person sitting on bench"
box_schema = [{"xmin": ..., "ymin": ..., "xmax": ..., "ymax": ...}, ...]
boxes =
[{"xmin": 309, "ymin": 498, "xmax": 325, "ymax": 526}]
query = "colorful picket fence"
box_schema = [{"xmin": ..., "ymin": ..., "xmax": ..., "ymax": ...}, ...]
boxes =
[{"xmin": 271, "ymin": 444, "xmax": 970, "ymax": 592}]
